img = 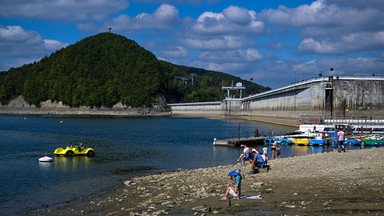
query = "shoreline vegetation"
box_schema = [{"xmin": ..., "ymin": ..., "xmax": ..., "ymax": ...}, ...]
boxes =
[{"xmin": 31, "ymin": 147, "xmax": 384, "ymax": 216}]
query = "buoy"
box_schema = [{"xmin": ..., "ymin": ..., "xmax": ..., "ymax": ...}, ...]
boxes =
[{"xmin": 39, "ymin": 156, "xmax": 53, "ymax": 162}]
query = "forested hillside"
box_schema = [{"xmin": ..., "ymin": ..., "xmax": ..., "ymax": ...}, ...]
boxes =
[{"xmin": 0, "ymin": 33, "xmax": 270, "ymax": 108}]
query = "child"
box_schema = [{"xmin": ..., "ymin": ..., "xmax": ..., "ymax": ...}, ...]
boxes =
[
  {"xmin": 221, "ymin": 170, "xmax": 242, "ymax": 200},
  {"xmin": 262, "ymin": 144, "xmax": 268, "ymax": 160}
]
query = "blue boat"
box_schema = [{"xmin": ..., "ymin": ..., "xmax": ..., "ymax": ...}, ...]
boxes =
[{"xmin": 309, "ymin": 138, "xmax": 325, "ymax": 145}]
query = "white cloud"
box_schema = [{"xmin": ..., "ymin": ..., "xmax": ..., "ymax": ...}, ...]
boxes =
[
  {"xmin": 197, "ymin": 48, "xmax": 263, "ymax": 63},
  {"xmin": 0, "ymin": 25, "xmax": 67, "ymax": 69},
  {"xmin": 299, "ymin": 31, "xmax": 384, "ymax": 55},
  {"xmin": 160, "ymin": 46, "xmax": 188, "ymax": 58},
  {"xmin": 259, "ymin": 0, "xmax": 384, "ymax": 56},
  {"xmin": 79, "ymin": 4, "xmax": 180, "ymax": 33},
  {"xmin": 193, "ymin": 5, "xmax": 265, "ymax": 35},
  {"xmin": 180, "ymin": 36, "xmax": 253, "ymax": 50},
  {"xmin": 0, "ymin": 0, "xmax": 129, "ymax": 22},
  {"xmin": 43, "ymin": 39, "xmax": 68, "ymax": 51},
  {"xmin": 260, "ymin": 0, "xmax": 384, "ymax": 33},
  {"xmin": 133, "ymin": 0, "xmax": 224, "ymax": 3},
  {"xmin": 0, "ymin": 25, "xmax": 41, "ymax": 45},
  {"xmin": 292, "ymin": 57, "xmax": 384, "ymax": 77}
]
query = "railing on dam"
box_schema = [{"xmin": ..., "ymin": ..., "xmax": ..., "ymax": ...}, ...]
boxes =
[
  {"xmin": 168, "ymin": 101, "xmax": 222, "ymax": 107},
  {"xmin": 300, "ymin": 115, "xmax": 384, "ymax": 125},
  {"xmin": 168, "ymin": 101, "xmax": 223, "ymax": 113}
]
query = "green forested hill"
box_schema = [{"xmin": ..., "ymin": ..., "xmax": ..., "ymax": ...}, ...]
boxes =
[{"xmin": 0, "ymin": 33, "xmax": 270, "ymax": 108}]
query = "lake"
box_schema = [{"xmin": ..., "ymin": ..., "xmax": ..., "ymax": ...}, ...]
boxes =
[{"xmin": 0, "ymin": 115, "xmax": 355, "ymax": 215}]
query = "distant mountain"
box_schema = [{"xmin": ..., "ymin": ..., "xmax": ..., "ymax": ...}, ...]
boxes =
[{"xmin": 0, "ymin": 33, "xmax": 270, "ymax": 108}]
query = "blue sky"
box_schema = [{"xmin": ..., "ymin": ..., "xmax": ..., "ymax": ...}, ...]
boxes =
[{"xmin": 1, "ymin": 0, "xmax": 383, "ymax": 88}]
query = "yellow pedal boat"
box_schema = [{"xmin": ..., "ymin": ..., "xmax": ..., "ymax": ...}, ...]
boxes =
[{"xmin": 54, "ymin": 147, "xmax": 95, "ymax": 157}]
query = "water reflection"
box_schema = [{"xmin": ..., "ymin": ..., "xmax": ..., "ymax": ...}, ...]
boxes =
[
  {"xmin": 54, "ymin": 156, "xmax": 92, "ymax": 170},
  {"xmin": 38, "ymin": 161, "xmax": 53, "ymax": 170}
]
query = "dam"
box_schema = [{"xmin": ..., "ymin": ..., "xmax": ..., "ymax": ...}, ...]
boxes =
[{"xmin": 169, "ymin": 76, "xmax": 384, "ymax": 123}]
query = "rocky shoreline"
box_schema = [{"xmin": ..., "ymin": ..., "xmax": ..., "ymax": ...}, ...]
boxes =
[
  {"xmin": 0, "ymin": 95, "xmax": 171, "ymax": 117},
  {"xmin": 29, "ymin": 147, "xmax": 384, "ymax": 216}
]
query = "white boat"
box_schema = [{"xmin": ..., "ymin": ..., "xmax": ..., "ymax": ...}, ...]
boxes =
[{"xmin": 39, "ymin": 156, "xmax": 53, "ymax": 162}]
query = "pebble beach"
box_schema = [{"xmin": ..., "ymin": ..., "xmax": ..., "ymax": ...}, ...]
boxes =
[{"xmin": 30, "ymin": 147, "xmax": 384, "ymax": 216}]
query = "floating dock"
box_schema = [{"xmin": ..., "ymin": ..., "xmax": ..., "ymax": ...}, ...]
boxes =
[{"xmin": 213, "ymin": 137, "xmax": 266, "ymax": 147}]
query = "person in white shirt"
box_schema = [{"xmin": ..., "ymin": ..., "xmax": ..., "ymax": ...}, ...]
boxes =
[
  {"xmin": 237, "ymin": 144, "xmax": 250, "ymax": 165},
  {"xmin": 337, "ymin": 128, "xmax": 346, "ymax": 152},
  {"xmin": 262, "ymin": 145, "xmax": 268, "ymax": 160}
]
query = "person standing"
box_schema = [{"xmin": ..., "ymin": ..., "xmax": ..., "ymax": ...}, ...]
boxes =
[
  {"xmin": 276, "ymin": 145, "xmax": 281, "ymax": 159},
  {"xmin": 262, "ymin": 144, "xmax": 268, "ymax": 160},
  {"xmin": 254, "ymin": 128, "xmax": 259, "ymax": 137},
  {"xmin": 270, "ymin": 140, "xmax": 276, "ymax": 159},
  {"xmin": 337, "ymin": 128, "xmax": 346, "ymax": 152}
]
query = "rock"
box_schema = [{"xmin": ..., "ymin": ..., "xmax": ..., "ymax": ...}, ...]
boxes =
[
  {"xmin": 212, "ymin": 210, "xmax": 220, "ymax": 214},
  {"xmin": 161, "ymin": 201, "xmax": 172, "ymax": 206},
  {"xmin": 253, "ymin": 182, "xmax": 264, "ymax": 187},
  {"xmin": 192, "ymin": 206, "xmax": 208, "ymax": 212},
  {"xmin": 322, "ymin": 202, "xmax": 330, "ymax": 206}
]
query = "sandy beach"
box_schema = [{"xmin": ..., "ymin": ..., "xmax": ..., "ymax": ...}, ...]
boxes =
[{"xmin": 29, "ymin": 147, "xmax": 384, "ymax": 216}]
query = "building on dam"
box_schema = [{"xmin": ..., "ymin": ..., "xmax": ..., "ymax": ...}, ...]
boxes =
[{"xmin": 169, "ymin": 76, "xmax": 384, "ymax": 123}]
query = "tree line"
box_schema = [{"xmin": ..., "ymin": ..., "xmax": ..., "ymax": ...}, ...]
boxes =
[{"xmin": 0, "ymin": 33, "xmax": 270, "ymax": 108}]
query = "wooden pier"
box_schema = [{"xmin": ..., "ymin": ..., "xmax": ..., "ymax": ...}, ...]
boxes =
[{"xmin": 213, "ymin": 137, "xmax": 267, "ymax": 147}]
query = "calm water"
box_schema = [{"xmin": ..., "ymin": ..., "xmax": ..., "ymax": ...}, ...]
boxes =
[{"xmin": 0, "ymin": 115, "xmax": 360, "ymax": 215}]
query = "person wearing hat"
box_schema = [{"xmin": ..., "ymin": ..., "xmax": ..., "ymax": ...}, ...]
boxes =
[
  {"xmin": 221, "ymin": 170, "xmax": 242, "ymax": 200},
  {"xmin": 237, "ymin": 144, "xmax": 250, "ymax": 165}
]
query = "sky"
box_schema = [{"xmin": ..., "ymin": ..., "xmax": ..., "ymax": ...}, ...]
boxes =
[{"xmin": 1, "ymin": 0, "xmax": 384, "ymax": 89}]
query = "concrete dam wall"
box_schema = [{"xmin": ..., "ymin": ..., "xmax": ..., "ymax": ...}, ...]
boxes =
[{"xmin": 169, "ymin": 76, "xmax": 384, "ymax": 121}]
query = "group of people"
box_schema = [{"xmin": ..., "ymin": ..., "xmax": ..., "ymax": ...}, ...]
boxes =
[
  {"xmin": 236, "ymin": 142, "xmax": 280, "ymax": 165},
  {"xmin": 67, "ymin": 143, "xmax": 84, "ymax": 152},
  {"xmin": 236, "ymin": 144, "xmax": 269, "ymax": 173},
  {"xmin": 270, "ymin": 140, "xmax": 281, "ymax": 160}
]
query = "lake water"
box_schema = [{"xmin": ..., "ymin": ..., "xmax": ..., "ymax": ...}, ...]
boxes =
[{"xmin": 0, "ymin": 115, "xmax": 360, "ymax": 215}]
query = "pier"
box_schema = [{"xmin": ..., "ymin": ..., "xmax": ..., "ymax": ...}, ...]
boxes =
[{"xmin": 213, "ymin": 137, "xmax": 268, "ymax": 147}]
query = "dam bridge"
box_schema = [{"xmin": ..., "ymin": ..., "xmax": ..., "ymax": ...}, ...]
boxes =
[{"xmin": 169, "ymin": 76, "xmax": 384, "ymax": 124}]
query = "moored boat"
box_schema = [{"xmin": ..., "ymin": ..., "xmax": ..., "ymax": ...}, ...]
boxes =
[{"xmin": 39, "ymin": 156, "xmax": 53, "ymax": 162}]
